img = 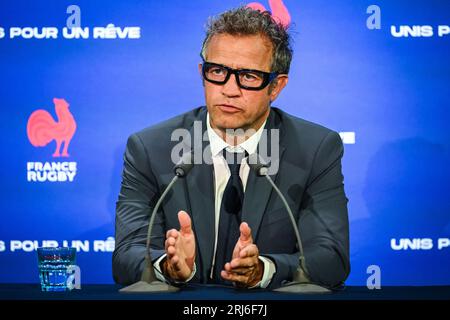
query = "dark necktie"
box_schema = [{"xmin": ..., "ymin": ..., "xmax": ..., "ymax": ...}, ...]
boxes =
[{"xmin": 213, "ymin": 150, "xmax": 245, "ymax": 284}]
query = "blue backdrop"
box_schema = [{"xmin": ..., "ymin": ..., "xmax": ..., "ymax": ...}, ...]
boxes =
[{"xmin": 0, "ymin": 0, "xmax": 449, "ymax": 286}]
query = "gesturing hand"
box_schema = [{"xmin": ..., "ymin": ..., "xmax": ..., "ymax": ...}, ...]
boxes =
[
  {"xmin": 163, "ymin": 210, "xmax": 196, "ymax": 281},
  {"xmin": 220, "ymin": 222, "xmax": 264, "ymax": 288}
]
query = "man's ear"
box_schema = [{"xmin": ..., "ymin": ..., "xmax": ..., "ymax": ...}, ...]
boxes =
[{"xmin": 269, "ymin": 75, "xmax": 288, "ymax": 102}]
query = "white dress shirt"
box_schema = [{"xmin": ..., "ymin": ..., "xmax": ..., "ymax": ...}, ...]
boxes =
[{"xmin": 155, "ymin": 112, "xmax": 276, "ymax": 288}]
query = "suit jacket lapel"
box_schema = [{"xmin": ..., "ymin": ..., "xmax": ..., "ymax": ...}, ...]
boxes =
[
  {"xmin": 185, "ymin": 109, "xmax": 215, "ymax": 281},
  {"xmin": 241, "ymin": 109, "xmax": 286, "ymax": 241}
]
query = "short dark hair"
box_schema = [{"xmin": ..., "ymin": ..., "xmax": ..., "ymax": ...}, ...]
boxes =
[{"xmin": 200, "ymin": 6, "xmax": 293, "ymax": 74}]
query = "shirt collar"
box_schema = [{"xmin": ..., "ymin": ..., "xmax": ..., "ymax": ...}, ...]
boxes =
[{"xmin": 206, "ymin": 112, "xmax": 267, "ymax": 157}]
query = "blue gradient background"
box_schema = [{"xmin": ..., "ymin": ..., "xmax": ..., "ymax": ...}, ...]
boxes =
[{"xmin": 0, "ymin": 0, "xmax": 449, "ymax": 285}]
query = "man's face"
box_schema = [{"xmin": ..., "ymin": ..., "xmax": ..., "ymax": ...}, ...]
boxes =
[{"xmin": 200, "ymin": 34, "xmax": 288, "ymax": 135}]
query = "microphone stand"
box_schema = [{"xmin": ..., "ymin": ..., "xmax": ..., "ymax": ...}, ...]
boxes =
[
  {"xmin": 120, "ymin": 155, "xmax": 193, "ymax": 293},
  {"xmin": 249, "ymin": 154, "xmax": 331, "ymax": 294}
]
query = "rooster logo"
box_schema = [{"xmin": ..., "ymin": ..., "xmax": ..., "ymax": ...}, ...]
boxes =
[
  {"xmin": 247, "ymin": 0, "xmax": 291, "ymax": 28},
  {"xmin": 27, "ymin": 98, "xmax": 77, "ymax": 157}
]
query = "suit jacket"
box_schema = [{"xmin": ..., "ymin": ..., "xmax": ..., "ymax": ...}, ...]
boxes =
[{"xmin": 113, "ymin": 107, "xmax": 350, "ymax": 289}]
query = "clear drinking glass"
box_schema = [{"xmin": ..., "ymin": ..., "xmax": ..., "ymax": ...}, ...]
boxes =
[{"xmin": 37, "ymin": 247, "xmax": 77, "ymax": 292}]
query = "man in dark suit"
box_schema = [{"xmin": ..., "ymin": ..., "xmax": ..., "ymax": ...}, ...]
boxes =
[{"xmin": 113, "ymin": 7, "xmax": 350, "ymax": 289}]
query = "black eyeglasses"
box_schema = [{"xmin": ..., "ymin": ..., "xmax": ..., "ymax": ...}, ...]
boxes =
[{"xmin": 201, "ymin": 59, "xmax": 279, "ymax": 91}]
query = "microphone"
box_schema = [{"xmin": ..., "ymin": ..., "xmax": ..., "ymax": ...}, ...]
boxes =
[
  {"xmin": 120, "ymin": 151, "xmax": 193, "ymax": 293},
  {"xmin": 247, "ymin": 153, "xmax": 331, "ymax": 294}
]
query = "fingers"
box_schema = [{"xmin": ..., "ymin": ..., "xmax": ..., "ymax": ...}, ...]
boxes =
[
  {"xmin": 221, "ymin": 256, "xmax": 264, "ymax": 287},
  {"xmin": 166, "ymin": 229, "xmax": 178, "ymax": 239},
  {"xmin": 163, "ymin": 213, "xmax": 196, "ymax": 281},
  {"xmin": 229, "ymin": 244, "xmax": 258, "ymax": 268},
  {"xmin": 178, "ymin": 210, "xmax": 193, "ymax": 236},
  {"xmin": 165, "ymin": 228, "xmax": 179, "ymax": 259},
  {"xmin": 221, "ymin": 270, "xmax": 248, "ymax": 284},
  {"xmin": 230, "ymin": 243, "xmax": 258, "ymax": 265},
  {"xmin": 225, "ymin": 261, "xmax": 255, "ymax": 275},
  {"xmin": 227, "ymin": 267, "xmax": 254, "ymax": 275},
  {"xmin": 232, "ymin": 222, "xmax": 253, "ymax": 258},
  {"xmin": 238, "ymin": 244, "xmax": 258, "ymax": 258},
  {"xmin": 164, "ymin": 233, "xmax": 184, "ymax": 275},
  {"xmin": 230, "ymin": 255, "xmax": 257, "ymax": 269},
  {"xmin": 224, "ymin": 244, "xmax": 259, "ymax": 271},
  {"xmin": 239, "ymin": 222, "xmax": 253, "ymax": 244},
  {"xmin": 165, "ymin": 238, "xmax": 176, "ymax": 257}
]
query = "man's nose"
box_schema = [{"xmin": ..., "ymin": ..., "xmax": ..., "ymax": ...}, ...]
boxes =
[{"xmin": 221, "ymin": 73, "xmax": 241, "ymax": 97}]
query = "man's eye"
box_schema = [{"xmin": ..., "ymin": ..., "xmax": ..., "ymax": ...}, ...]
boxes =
[
  {"xmin": 242, "ymin": 72, "xmax": 260, "ymax": 81},
  {"xmin": 209, "ymin": 67, "xmax": 225, "ymax": 75}
]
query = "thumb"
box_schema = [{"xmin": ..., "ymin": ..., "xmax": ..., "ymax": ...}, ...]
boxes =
[
  {"xmin": 239, "ymin": 222, "xmax": 253, "ymax": 245},
  {"xmin": 178, "ymin": 210, "xmax": 192, "ymax": 236}
]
